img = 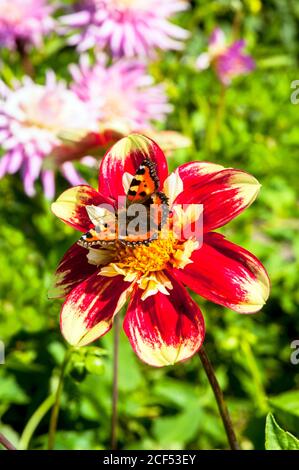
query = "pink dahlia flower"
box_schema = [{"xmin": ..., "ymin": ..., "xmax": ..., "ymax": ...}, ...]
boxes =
[
  {"xmin": 50, "ymin": 134, "xmax": 270, "ymax": 367},
  {"xmin": 0, "ymin": 0, "xmax": 54, "ymax": 49},
  {"xmin": 0, "ymin": 73, "xmax": 98, "ymax": 198},
  {"xmin": 196, "ymin": 28, "xmax": 255, "ymax": 86},
  {"xmin": 61, "ymin": 0, "xmax": 189, "ymax": 56},
  {"xmin": 70, "ymin": 54, "xmax": 172, "ymax": 133}
]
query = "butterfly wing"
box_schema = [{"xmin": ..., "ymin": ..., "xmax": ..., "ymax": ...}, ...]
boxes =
[
  {"xmin": 122, "ymin": 192, "xmax": 169, "ymax": 246},
  {"xmin": 126, "ymin": 158, "xmax": 159, "ymax": 204},
  {"xmin": 123, "ymin": 159, "xmax": 169, "ymax": 245},
  {"xmin": 78, "ymin": 160, "xmax": 169, "ymax": 248},
  {"xmin": 149, "ymin": 192, "xmax": 169, "ymax": 231},
  {"xmin": 78, "ymin": 205, "xmax": 117, "ymax": 247}
]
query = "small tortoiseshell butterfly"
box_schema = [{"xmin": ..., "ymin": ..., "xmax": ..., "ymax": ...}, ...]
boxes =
[{"xmin": 78, "ymin": 158, "xmax": 169, "ymax": 248}]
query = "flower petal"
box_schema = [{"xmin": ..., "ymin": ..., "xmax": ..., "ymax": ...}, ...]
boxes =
[
  {"xmin": 163, "ymin": 169, "xmax": 184, "ymax": 207},
  {"xmin": 123, "ymin": 277, "xmax": 205, "ymax": 367},
  {"xmin": 216, "ymin": 42, "xmax": 255, "ymax": 85},
  {"xmin": 51, "ymin": 185, "xmax": 114, "ymax": 232},
  {"xmin": 144, "ymin": 130, "xmax": 191, "ymax": 156},
  {"xmin": 49, "ymin": 130, "xmax": 123, "ymax": 166},
  {"xmin": 61, "ymin": 273, "xmax": 132, "ymax": 347},
  {"xmin": 196, "ymin": 52, "xmax": 211, "ymax": 70},
  {"xmin": 48, "ymin": 243, "xmax": 98, "ymax": 299},
  {"xmin": 172, "ymin": 203, "xmax": 203, "ymax": 242},
  {"xmin": 99, "ymin": 134, "xmax": 168, "ymax": 200},
  {"xmin": 175, "ymin": 168, "xmax": 261, "ymax": 231},
  {"xmin": 177, "ymin": 161, "xmax": 225, "ymax": 189},
  {"xmin": 209, "ymin": 27, "xmax": 227, "ymax": 52},
  {"xmin": 172, "ymin": 232, "xmax": 270, "ymax": 314}
]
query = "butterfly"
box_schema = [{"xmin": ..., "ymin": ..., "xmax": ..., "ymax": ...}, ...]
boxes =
[{"xmin": 78, "ymin": 158, "xmax": 169, "ymax": 248}]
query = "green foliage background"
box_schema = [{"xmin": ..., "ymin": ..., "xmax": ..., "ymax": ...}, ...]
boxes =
[{"xmin": 0, "ymin": 0, "xmax": 299, "ymax": 450}]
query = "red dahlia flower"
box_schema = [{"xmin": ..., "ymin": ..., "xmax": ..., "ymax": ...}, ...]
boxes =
[{"xmin": 50, "ymin": 134, "xmax": 270, "ymax": 367}]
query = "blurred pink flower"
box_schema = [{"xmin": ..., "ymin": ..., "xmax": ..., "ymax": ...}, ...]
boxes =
[
  {"xmin": 196, "ymin": 28, "xmax": 255, "ymax": 85},
  {"xmin": 70, "ymin": 54, "xmax": 172, "ymax": 133},
  {"xmin": 0, "ymin": 0, "xmax": 54, "ymax": 49},
  {"xmin": 0, "ymin": 73, "xmax": 97, "ymax": 198},
  {"xmin": 61, "ymin": 0, "xmax": 189, "ymax": 56}
]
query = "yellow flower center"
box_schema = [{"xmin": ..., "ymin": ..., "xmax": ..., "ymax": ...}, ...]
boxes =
[
  {"xmin": 115, "ymin": 232, "xmax": 176, "ymax": 275},
  {"xmin": 110, "ymin": 0, "xmax": 146, "ymax": 10},
  {"xmin": 98, "ymin": 230, "xmax": 199, "ymax": 301}
]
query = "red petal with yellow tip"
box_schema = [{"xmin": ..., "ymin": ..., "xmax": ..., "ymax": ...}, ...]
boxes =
[
  {"xmin": 60, "ymin": 273, "xmax": 132, "ymax": 347},
  {"xmin": 99, "ymin": 134, "xmax": 168, "ymax": 200},
  {"xmin": 172, "ymin": 232, "xmax": 270, "ymax": 314},
  {"xmin": 51, "ymin": 185, "xmax": 114, "ymax": 232},
  {"xmin": 175, "ymin": 168, "xmax": 261, "ymax": 231},
  {"xmin": 123, "ymin": 277, "xmax": 205, "ymax": 367}
]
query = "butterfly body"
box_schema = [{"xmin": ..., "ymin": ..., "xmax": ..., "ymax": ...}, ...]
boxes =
[{"xmin": 78, "ymin": 159, "xmax": 169, "ymax": 248}]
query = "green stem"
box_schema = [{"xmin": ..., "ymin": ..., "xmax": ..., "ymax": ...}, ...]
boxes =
[
  {"xmin": 48, "ymin": 349, "xmax": 72, "ymax": 450},
  {"xmin": 19, "ymin": 394, "xmax": 55, "ymax": 450},
  {"xmin": 198, "ymin": 347, "xmax": 240, "ymax": 450},
  {"xmin": 0, "ymin": 432, "xmax": 16, "ymax": 450},
  {"xmin": 232, "ymin": 9, "xmax": 243, "ymax": 40},
  {"xmin": 205, "ymin": 85, "xmax": 227, "ymax": 154},
  {"xmin": 215, "ymin": 85, "xmax": 226, "ymax": 134},
  {"xmin": 111, "ymin": 314, "xmax": 120, "ymax": 450}
]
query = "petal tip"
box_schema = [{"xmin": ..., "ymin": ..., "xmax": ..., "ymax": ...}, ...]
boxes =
[
  {"xmin": 238, "ymin": 273, "xmax": 270, "ymax": 314},
  {"xmin": 230, "ymin": 172, "xmax": 261, "ymax": 206},
  {"xmin": 50, "ymin": 201, "xmax": 60, "ymax": 218},
  {"xmin": 110, "ymin": 133, "xmax": 156, "ymax": 159}
]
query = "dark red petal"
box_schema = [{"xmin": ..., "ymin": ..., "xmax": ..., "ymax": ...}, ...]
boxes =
[
  {"xmin": 175, "ymin": 168, "xmax": 261, "ymax": 232},
  {"xmin": 123, "ymin": 276, "xmax": 205, "ymax": 367},
  {"xmin": 99, "ymin": 134, "xmax": 168, "ymax": 200},
  {"xmin": 48, "ymin": 243, "xmax": 97, "ymax": 299},
  {"xmin": 173, "ymin": 232, "xmax": 270, "ymax": 313},
  {"xmin": 60, "ymin": 273, "xmax": 132, "ymax": 346}
]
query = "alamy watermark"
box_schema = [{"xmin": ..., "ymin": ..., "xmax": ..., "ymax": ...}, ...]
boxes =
[
  {"xmin": 0, "ymin": 340, "xmax": 4, "ymax": 364},
  {"xmin": 81, "ymin": 200, "xmax": 204, "ymax": 246},
  {"xmin": 290, "ymin": 339, "xmax": 299, "ymax": 365},
  {"xmin": 290, "ymin": 80, "xmax": 299, "ymax": 104}
]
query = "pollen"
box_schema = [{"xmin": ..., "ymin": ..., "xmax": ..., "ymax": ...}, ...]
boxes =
[
  {"xmin": 116, "ymin": 232, "xmax": 176, "ymax": 274},
  {"xmin": 100, "ymin": 232, "xmax": 199, "ymax": 300}
]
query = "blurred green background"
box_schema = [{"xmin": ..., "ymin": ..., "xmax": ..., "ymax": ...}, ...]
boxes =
[{"xmin": 0, "ymin": 0, "xmax": 299, "ymax": 450}]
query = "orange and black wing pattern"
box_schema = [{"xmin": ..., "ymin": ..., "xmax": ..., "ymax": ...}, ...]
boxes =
[
  {"xmin": 78, "ymin": 206, "xmax": 116, "ymax": 248},
  {"xmin": 78, "ymin": 159, "xmax": 169, "ymax": 248},
  {"xmin": 126, "ymin": 158, "xmax": 159, "ymax": 204},
  {"xmin": 122, "ymin": 160, "xmax": 169, "ymax": 245}
]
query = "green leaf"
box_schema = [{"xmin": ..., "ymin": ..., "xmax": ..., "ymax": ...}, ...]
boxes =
[
  {"xmin": 153, "ymin": 403, "xmax": 203, "ymax": 447},
  {"xmin": 265, "ymin": 413, "xmax": 299, "ymax": 450},
  {"xmin": 269, "ymin": 391, "xmax": 299, "ymax": 417},
  {"xmin": 0, "ymin": 375, "xmax": 28, "ymax": 404}
]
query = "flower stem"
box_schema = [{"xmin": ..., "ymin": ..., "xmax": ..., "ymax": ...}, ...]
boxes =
[
  {"xmin": 205, "ymin": 84, "xmax": 226, "ymax": 154},
  {"xmin": 232, "ymin": 9, "xmax": 243, "ymax": 40},
  {"xmin": 214, "ymin": 84, "xmax": 226, "ymax": 135},
  {"xmin": 48, "ymin": 348, "xmax": 72, "ymax": 450},
  {"xmin": 16, "ymin": 39, "xmax": 34, "ymax": 77},
  {"xmin": 111, "ymin": 314, "xmax": 120, "ymax": 450},
  {"xmin": 20, "ymin": 394, "xmax": 55, "ymax": 450},
  {"xmin": 0, "ymin": 432, "xmax": 16, "ymax": 450},
  {"xmin": 198, "ymin": 347, "xmax": 240, "ymax": 450}
]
